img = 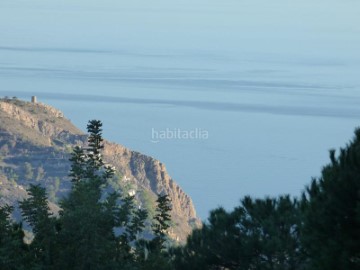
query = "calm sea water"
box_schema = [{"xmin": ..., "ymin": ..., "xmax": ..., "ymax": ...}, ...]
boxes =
[{"xmin": 1, "ymin": 0, "xmax": 360, "ymax": 219}]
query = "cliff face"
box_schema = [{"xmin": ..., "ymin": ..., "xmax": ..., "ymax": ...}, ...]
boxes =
[
  {"xmin": 0, "ymin": 98, "xmax": 200, "ymax": 241},
  {"xmin": 102, "ymin": 142, "xmax": 199, "ymax": 238},
  {"xmin": 0, "ymin": 99, "xmax": 84, "ymax": 146}
]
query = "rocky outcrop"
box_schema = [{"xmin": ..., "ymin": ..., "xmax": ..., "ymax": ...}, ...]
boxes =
[
  {"xmin": 0, "ymin": 99, "xmax": 83, "ymax": 146},
  {"xmin": 0, "ymin": 101, "xmax": 38, "ymax": 129},
  {"xmin": 103, "ymin": 142, "xmax": 200, "ymax": 238},
  {"xmin": 0, "ymin": 98, "xmax": 200, "ymax": 241}
]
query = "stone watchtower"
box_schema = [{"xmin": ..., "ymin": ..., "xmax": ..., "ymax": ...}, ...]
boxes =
[{"xmin": 31, "ymin": 96, "xmax": 37, "ymax": 103}]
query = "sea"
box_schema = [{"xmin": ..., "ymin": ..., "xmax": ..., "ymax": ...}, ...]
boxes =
[{"xmin": 1, "ymin": 0, "xmax": 360, "ymax": 219}]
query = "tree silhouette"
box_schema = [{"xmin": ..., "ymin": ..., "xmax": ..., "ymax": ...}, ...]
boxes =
[{"xmin": 301, "ymin": 129, "xmax": 360, "ymax": 269}]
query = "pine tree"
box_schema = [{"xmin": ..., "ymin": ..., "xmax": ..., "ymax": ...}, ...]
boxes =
[
  {"xmin": 58, "ymin": 120, "xmax": 118, "ymax": 269},
  {"xmin": 301, "ymin": 129, "xmax": 360, "ymax": 270},
  {"xmin": 152, "ymin": 194, "xmax": 172, "ymax": 250},
  {"xmin": 19, "ymin": 184, "xmax": 58, "ymax": 269},
  {"xmin": 172, "ymin": 196, "xmax": 303, "ymax": 270},
  {"xmin": 137, "ymin": 194, "xmax": 173, "ymax": 270},
  {"xmin": 58, "ymin": 120, "xmax": 149, "ymax": 270},
  {"xmin": 0, "ymin": 205, "xmax": 28, "ymax": 270}
]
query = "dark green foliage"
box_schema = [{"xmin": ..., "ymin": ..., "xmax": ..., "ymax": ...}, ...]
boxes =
[
  {"xmin": 58, "ymin": 182, "xmax": 117, "ymax": 269},
  {"xmin": 19, "ymin": 184, "xmax": 59, "ymax": 268},
  {"xmin": 127, "ymin": 207, "xmax": 148, "ymax": 242},
  {"xmin": 86, "ymin": 120, "xmax": 104, "ymax": 171},
  {"xmin": 172, "ymin": 196, "xmax": 303, "ymax": 270},
  {"xmin": 152, "ymin": 194, "xmax": 172, "ymax": 250},
  {"xmin": 137, "ymin": 194, "xmax": 173, "ymax": 270},
  {"xmin": 0, "ymin": 205, "xmax": 28, "ymax": 270},
  {"xmin": 20, "ymin": 184, "xmax": 53, "ymax": 235},
  {"xmin": 57, "ymin": 120, "xmax": 142, "ymax": 269},
  {"xmin": 69, "ymin": 146, "xmax": 86, "ymax": 183},
  {"xmin": 301, "ymin": 129, "xmax": 360, "ymax": 269}
]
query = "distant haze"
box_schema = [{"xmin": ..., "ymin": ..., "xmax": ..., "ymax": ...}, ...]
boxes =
[{"xmin": 1, "ymin": 0, "xmax": 360, "ymax": 219}]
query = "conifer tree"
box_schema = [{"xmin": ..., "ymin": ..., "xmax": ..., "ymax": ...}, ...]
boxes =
[
  {"xmin": 136, "ymin": 194, "xmax": 173, "ymax": 270},
  {"xmin": 19, "ymin": 184, "xmax": 58, "ymax": 268},
  {"xmin": 58, "ymin": 120, "xmax": 149, "ymax": 270},
  {"xmin": 152, "ymin": 194, "xmax": 172, "ymax": 250},
  {"xmin": 58, "ymin": 120, "xmax": 118, "ymax": 269},
  {"xmin": 301, "ymin": 129, "xmax": 360, "ymax": 269},
  {"xmin": 0, "ymin": 205, "xmax": 28, "ymax": 270},
  {"xmin": 172, "ymin": 196, "xmax": 303, "ymax": 270}
]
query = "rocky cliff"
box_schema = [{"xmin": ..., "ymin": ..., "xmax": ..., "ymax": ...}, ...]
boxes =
[{"xmin": 0, "ymin": 97, "xmax": 200, "ymax": 241}]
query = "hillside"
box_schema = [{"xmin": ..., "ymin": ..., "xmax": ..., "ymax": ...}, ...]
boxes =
[{"xmin": 0, "ymin": 97, "xmax": 200, "ymax": 242}]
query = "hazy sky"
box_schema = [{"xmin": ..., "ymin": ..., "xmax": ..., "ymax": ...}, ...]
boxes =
[{"xmin": 1, "ymin": 0, "xmax": 359, "ymax": 53}]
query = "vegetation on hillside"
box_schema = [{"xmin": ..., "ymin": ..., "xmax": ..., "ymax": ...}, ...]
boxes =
[
  {"xmin": 0, "ymin": 120, "xmax": 359, "ymax": 269},
  {"xmin": 0, "ymin": 98, "xmax": 198, "ymax": 241},
  {"xmin": 0, "ymin": 120, "xmax": 173, "ymax": 270}
]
